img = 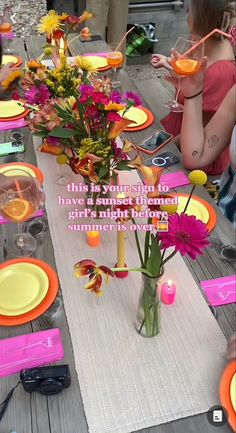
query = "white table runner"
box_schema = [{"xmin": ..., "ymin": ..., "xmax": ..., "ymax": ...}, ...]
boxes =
[{"xmin": 34, "ymin": 138, "xmax": 226, "ymax": 433}]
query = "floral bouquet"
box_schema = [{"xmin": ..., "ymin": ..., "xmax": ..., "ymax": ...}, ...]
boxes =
[
  {"xmin": 29, "ymin": 81, "xmax": 143, "ymax": 187},
  {"xmin": 38, "ymin": 9, "xmax": 93, "ymax": 54},
  {"xmin": 74, "ymin": 169, "xmax": 210, "ymax": 337}
]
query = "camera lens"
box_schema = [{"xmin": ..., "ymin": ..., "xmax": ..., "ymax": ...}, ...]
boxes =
[
  {"xmin": 11, "ymin": 141, "xmax": 22, "ymax": 147},
  {"xmin": 10, "ymin": 131, "xmax": 23, "ymax": 140},
  {"xmin": 39, "ymin": 379, "xmax": 64, "ymax": 395},
  {"xmin": 220, "ymin": 245, "xmax": 236, "ymax": 262}
]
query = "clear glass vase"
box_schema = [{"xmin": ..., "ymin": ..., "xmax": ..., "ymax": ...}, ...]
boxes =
[
  {"xmin": 84, "ymin": 177, "xmax": 111, "ymax": 219},
  {"xmin": 135, "ymin": 273, "xmax": 162, "ymax": 338}
]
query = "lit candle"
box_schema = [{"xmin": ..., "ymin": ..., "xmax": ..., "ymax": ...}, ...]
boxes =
[
  {"xmin": 59, "ymin": 37, "xmax": 65, "ymax": 61},
  {"xmin": 161, "ymin": 280, "xmax": 176, "ymax": 305},
  {"xmin": 86, "ymin": 231, "xmax": 100, "ymax": 247},
  {"xmin": 117, "ymin": 192, "xmax": 126, "ymax": 267}
]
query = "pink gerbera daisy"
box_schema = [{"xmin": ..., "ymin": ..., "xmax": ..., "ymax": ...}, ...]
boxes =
[{"xmin": 158, "ymin": 213, "xmax": 210, "ymax": 259}]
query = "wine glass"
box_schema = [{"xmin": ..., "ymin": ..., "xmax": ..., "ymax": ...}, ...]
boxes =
[
  {"xmin": 0, "ymin": 169, "xmax": 45, "ymax": 257},
  {"xmin": 164, "ymin": 34, "xmax": 204, "ymax": 112},
  {"xmin": 107, "ymin": 44, "xmax": 124, "ymax": 89},
  {"xmin": 0, "ymin": 7, "xmax": 15, "ymax": 54}
]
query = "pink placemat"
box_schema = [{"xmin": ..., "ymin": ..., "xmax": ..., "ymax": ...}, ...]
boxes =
[
  {"xmin": 0, "ymin": 209, "xmax": 44, "ymax": 225},
  {"xmin": 0, "ymin": 118, "xmax": 27, "ymax": 131},
  {"xmin": 160, "ymin": 171, "xmax": 190, "ymax": 189},
  {"xmin": 83, "ymin": 52, "xmax": 107, "ymax": 57},
  {"xmin": 201, "ymin": 275, "xmax": 236, "ymax": 306}
]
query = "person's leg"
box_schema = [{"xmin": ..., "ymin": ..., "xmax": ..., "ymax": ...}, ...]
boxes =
[
  {"xmin": 107, "ymin": 0, "xmax": 129, "ymax": 52},
  {"xmin": 86, "ymin": 0, "xmax": 110, "ymax": 39}
]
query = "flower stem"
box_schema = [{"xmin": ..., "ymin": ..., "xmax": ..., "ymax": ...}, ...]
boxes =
[
  {"xmin": 161, "ymin": 250, "xmax": 177, "ymax": 267},
  {"xmin": 131, "ymin": 217, "xmax": 145, "ymax": 268},
  {"xmin": 183, "ymin": 185, "xmax": 195, "ymax": 213},
  {"xmin": 144, "ymin": 217, "xmax": 152, "ymax": 264}
]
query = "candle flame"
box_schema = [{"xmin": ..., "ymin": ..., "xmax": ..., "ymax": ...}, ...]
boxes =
[
  {"xmin": 117, "ymin": 192, "xmax": 126, "ymax": 199},
  {"xmin": 87, "ymin": 231, "xmax": 99, "ymax": 237},
  {"xmin": 59, "ymin": 37, "xmax": 65, "ymax": 50},
  {"xmin": 167, "ymin": 280, "xmax": 172, "ymax": 286}
]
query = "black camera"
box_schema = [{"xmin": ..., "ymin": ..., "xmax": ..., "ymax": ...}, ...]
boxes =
[{"xmin": 20, "ymin": 365, "xmax": 71, "ymax": 395}]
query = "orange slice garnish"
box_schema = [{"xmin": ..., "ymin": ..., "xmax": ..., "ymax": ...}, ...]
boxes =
[
  {"xmin": 174, "ymin": 59, "xmax": 199, "ymax": 73},
  {"xmin": 2, "ymin": 198, "xmax": 31, "ymax": 222}
]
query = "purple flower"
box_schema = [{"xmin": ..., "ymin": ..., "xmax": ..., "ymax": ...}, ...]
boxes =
[
  {"xmin": 123, "ymin": 91, "xmax": 142, "ymax": 107},
  {"xmin": 80, "ymin": 84, "xmax": 94, "ymax": 97},
  {"xmin": 47, "ymin": 136, "xmax": 60, "ymax": 146},
  {"xmin": 110, "ymin": 91, "xmax": 122, "ymax": 103},
  {"xmin": 25, "ymin": 84, "xmax": 51, "ymax": 106}
]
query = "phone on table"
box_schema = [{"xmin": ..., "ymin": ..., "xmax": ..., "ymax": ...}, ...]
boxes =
[
  {"xmin": 143, "ymin": 151, "xmax": 180, "ymax": 168},
  {"xmin": 0, "ymin": 141, "xmax": 25, "ymax": 157},
  {"xmin": 136, "ymin": 130, "xmax": 173, "ymax": 155}
]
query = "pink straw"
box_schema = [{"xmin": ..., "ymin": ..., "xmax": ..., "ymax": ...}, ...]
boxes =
[{"xmin": 182, "ymin": 28, "xmax": 232, "ymax": 57}]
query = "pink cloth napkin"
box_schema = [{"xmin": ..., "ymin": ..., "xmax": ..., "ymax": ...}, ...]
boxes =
[
  {"xmin": 0, "ymin": 209, "xmax": 44, "ymax": 225},
  {"xmin": 201, "ymin": 275, "xmax": 236, "ymax": 306},
  {"xmin": 0, "ymin": 118, "xmax": 27, "ymax": 131},
  {"xmin": 83, "ymin": 52, "xmax": 108, "ymax": 57},
  {"xmin": 160, "ymin": 171, "xmax": 190, "ymax": 189}
]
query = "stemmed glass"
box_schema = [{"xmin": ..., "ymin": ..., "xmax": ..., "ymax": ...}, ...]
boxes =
[
  {"xmin": 0, "ymin": 169, "xmax": 45, "ymax": 257},
  {"xmin": 107, "ymin": 44, "xmax": 124, "ymax": 89},
  {"xmin": 164, "ymin": 34, "xmax": 204, "ymax": 112},
  {"xmin": 0, "ymin": 7, "xmax": 15, "ymax": 54}
]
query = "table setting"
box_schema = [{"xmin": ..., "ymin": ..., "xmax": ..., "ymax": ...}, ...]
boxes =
[{"xmin": 0, "ymin": 7, "xmax": 235, "ymax": 433}]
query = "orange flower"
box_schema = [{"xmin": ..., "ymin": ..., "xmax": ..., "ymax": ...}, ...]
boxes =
[
  {"xmin": 69, "ymin": 156, "xmax": 98, "ymax": 182},
  {"xmin": 104, "ymin": 102, "xmax": 125, "ymax": 112},
  {"xmin": 108, "ymin": 118, "xmax": 134, "ymax": 139},
  {"xmin": 27, "ymin": 59, "xmax": 44, "ymax": 69},
  {"xmin": 79, "ymin": 10, "xmax": 93, "ymax": 23},
  {"xmin": 1, "ymin": 70, "xmax": 21, "ymax": 90},
  {"xmin": 74, "ymin": 259, "xmax": 114, "ymax": 296},
  {"xmin": 39, "ymin": 140, "xmax": 64, "ymax": 155},
  {"xmin": 139, "ymin": 165, "xmax": 163, "ymax": 189}
]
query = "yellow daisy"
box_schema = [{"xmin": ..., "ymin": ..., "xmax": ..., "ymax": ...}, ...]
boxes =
[
  {"xmin": 75, "ymin": 56, "xmax": 97, "ymax": 73},
  {"xmin": 38, "ymin": 10, "xmax": 62, "ymax": 36},
  {"xmin": 104, "ymin": 102, "xmax": 125, "ymax": 111}
]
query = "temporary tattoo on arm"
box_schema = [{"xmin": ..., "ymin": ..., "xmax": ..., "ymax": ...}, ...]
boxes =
[
  {"xmin": 208, "ymin": 135, "xmax": 219, "ymax": 149},
  {"xmin": 192, "ymin": 150, "xmax": 198, "ymax": 157}
]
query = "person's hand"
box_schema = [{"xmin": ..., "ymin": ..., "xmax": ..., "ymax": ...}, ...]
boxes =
[
  {"xmin": 150, "ymin": 54, "xmax": 172, "ymax": 71},
  {"xmin": 164, "ymin": 57, "xmax": 208, "ymax": 97},
  {"xmin": 0, "ymin": 63, "xmax": 15, "ymax": 83}
]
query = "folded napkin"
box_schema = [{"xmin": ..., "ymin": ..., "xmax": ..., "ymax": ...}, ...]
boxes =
[
  {"xmin": 160, "ymin": 171, "xmax": 190, "ymax": 189},
  {"xmin": 201, "ymin": 275, "xmax": 236, "ymax": 306},
  {"xmin": 0, "ymin": 209, "xmax": 44, "ymax": 225},
  {"xmin": 0, "ymin": 118, "xmax": 27, "ymax": 131}
]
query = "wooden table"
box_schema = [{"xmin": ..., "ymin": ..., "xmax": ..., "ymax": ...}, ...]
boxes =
[{"xmin": 0, "ymin": 36, "xmax": 235, "ymax": 433}]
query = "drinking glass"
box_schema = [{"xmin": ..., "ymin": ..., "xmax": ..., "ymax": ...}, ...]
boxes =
[
  {"xmin": 0, "ymin": 9, "xmax": 14, "ymax": 54},
  {"xmin": 0, "ymin": 169, "xmax": 45, "ymax": 257},
  {"xmin": 164, "ymin": 34, "xmax": 204, "ymax": 112},
  {"xmin": 107, "ymin": 44, "xmax": 124, "ymax": 89}
]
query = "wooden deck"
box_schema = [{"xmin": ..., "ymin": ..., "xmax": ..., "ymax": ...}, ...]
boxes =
[{"xmin": 0, "ymin": 36, "xmax": 235, "ymax": 433}]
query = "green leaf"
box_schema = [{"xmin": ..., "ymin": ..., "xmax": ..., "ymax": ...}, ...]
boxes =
[
  {"xmin": 145, "ymin": 234, "xmax": 161, "ymax": 277},
  {"xmin": 48, "ymin": 128, "xmax": 77, "ymax": 138},
  {"xmin": 98, "ymin": 166, "xmax": 109, "ymax": 179},
  {"xmin": 116, "ymin": 161, "xmax": 132, "ymax": 171}
]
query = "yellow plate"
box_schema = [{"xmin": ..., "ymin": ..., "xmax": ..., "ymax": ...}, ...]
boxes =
[
  {"xmin": 0, "ymin": 263, "xmax": 49, "ymax": 316},
  {"xmin": 119, "ymin": 106, "xmax": 148, "ymax": 127},
  {"xmin": 82, "ymin": 55, "xmax": 108, "ymax": 69},
  {"xmin": 177, "ymin": 196, "xmax": 209, "ymax": 224},
  {"xmin": 0, "ymin": 164, "xmax": 36, "ymax": 178},
  {"xmin": 230, "ymin": 373, "xmax": 236, "ymax": 412},
  {"xmin": 0, "ymin": 101, "xmax": 25, "ymax": 118},
  {"xmin": 2, "ymin": 55, "xmax": 19, "ymax": 65}
]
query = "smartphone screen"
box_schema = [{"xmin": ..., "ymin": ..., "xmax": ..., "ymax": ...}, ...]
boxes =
[{"xmin": 137, "ymin": 130, "xmax": 173, "ymax": 154}]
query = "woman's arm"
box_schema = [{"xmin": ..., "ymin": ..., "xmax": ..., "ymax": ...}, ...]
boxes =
[{"xmin": 180, "ymin": 80, "xmax": 236, "ymax": 169}]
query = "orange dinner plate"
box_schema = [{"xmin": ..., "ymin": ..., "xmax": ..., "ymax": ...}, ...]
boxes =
[
  {"xmin": 2, "ymin": 54, "xmax": 23, "ymax": 68},
  {"xmin": 219, "ymin": 361, "xmax": 236, "ymax": 432},
  {"xmin": 177, "ymin": 194, "xmax": 217, "ymax": 232},
  {"xmin": 0, "ymin": 258, "xmax": 58, "ymax": 326},
  {"xmin": 0, "ymin": 100, "xmax": 30, "ymax": 122},
  {"xmin": 123, "ymin": 106, "xmax": 154, "ymax": 132},
  {"xmin": 0, "ymin": 162, "xmax": 44, "ymax": 183}
]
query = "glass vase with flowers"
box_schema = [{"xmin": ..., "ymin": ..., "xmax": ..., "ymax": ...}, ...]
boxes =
[{"xmin": 73, "ymin": 169, "xmax": 210, "ymax": 337}]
